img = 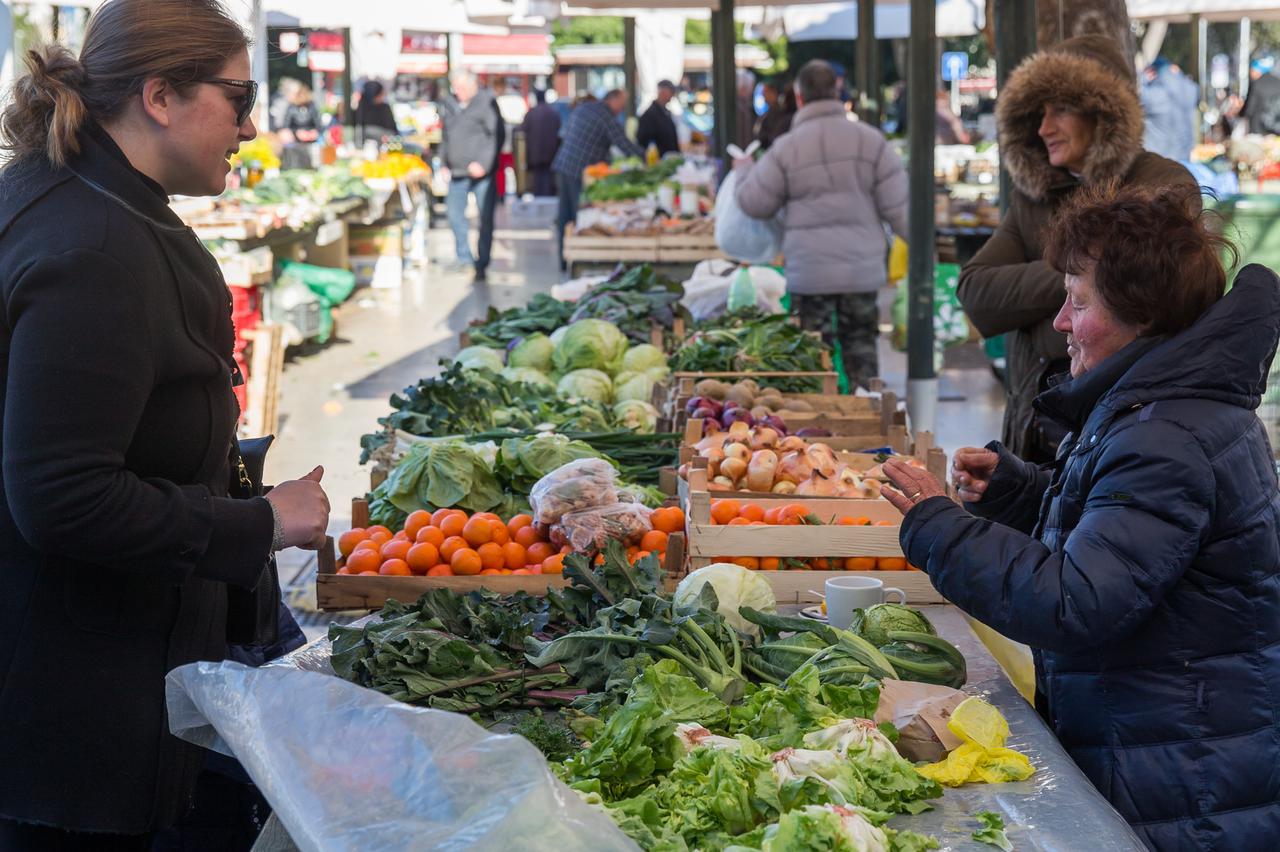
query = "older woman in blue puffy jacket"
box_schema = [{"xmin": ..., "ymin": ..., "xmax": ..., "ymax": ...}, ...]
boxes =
[{"xmin": 883, "ymin": 183, "xmax": 1280, "ymax": 850}]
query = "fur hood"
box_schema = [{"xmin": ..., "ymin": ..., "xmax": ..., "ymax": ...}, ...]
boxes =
[{"xmin": 997, "ymin": 35, "xmax": 1143, "ymax": 202}]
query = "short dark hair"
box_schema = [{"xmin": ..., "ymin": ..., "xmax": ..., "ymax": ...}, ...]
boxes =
[
  {"xmin": 657, "ymin": 80, "xmax": 676, "ymax": 91},
  {"xmin": 796, "ymin": 60, "xmax": 838, "ymax": 102},
  {"xmin": 603, "ymin": 88, "xmax": 626, "ymax": 102},
  {"xmin": 1044, "ymin": 182, "xmax": 1236, "ymax": 336}
]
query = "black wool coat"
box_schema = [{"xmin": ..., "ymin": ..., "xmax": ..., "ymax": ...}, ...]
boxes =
[{"xmin": 0, "ymin": 127, "xmax": 275, "ymax": 833}]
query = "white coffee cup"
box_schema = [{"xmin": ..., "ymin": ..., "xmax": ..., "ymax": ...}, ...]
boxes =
[{"xmin": 824, "ymin": 576, "xmax": 907, "ymax": 630}]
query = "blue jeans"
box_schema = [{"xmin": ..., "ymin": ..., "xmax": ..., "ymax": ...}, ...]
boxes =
[
  {"xmin": 445, "ymin": 175, "xmax": 493, "ymax": 266},
  {"xmin": 556, "ymin": 172, "xmax": 582, "ymax": 270}
]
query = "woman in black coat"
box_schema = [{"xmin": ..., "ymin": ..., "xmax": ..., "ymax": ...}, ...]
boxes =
[
  {"xmin": 0, "ymin": 1, "xmax": 329, "ymax": 848},
  {"xmin": 882, "ymin": 184, "xmax": 1280, "ymax": 849}
]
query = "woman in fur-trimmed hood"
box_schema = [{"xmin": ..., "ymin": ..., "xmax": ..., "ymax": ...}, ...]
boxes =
[{"xmin": 958, "ymin": 34, "xmax": 1197, "ymax": 462}]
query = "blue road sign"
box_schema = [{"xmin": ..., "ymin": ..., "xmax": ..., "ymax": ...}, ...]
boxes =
[{"xmin": 941, "ymin": 51, "xmax": 969, "ymax": 83}]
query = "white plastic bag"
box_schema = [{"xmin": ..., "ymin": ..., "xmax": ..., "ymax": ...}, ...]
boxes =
[
  {"xmin": 528, "ymin": 458, "xmax": 620, "ymax": 526},
  {"xmin": 714, "ymin": 169, "xmax": 783, "ymax": 264},
  {"xmin": 166, "ymin": 661, "xmax": 635, "ymax": 852},
  {"xmin": 680, "ymin": 260, "xmax": 787, "ymax": 321}
]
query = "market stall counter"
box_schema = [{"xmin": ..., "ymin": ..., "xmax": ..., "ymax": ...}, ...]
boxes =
[{"xmin": 164, "ymin": 606, "xmax": 1143, "ymax": 851}]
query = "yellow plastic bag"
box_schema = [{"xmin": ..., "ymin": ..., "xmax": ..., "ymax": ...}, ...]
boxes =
[
  {"xmin": 916, "ymin": 697, "xmax": 1035, "ymax": 787},
  {"xmin": 888, "ymin": 237, "xmax": 908, "ymax": 284}
]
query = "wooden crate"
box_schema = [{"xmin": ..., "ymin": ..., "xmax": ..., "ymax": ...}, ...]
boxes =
[
  {"xmin": 315, "ymin": 498, "xmax": 686, "ymax": 611},
  {"xmin": 681, "ymin": 468, "xmax": 944, "ymax": 604},
  {"xmin": 563, "ymin": 225, "xmax": 660, "ymax": 263},
  {"xmin": 656, "ymin": 232, "xmax": 725, "ymax": 263},
  {"xmin": 667, "ymin": 389, "xmax": 905, "ymax": 439}
]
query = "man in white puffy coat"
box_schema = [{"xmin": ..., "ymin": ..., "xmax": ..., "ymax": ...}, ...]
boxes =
[{"xmin": 734, "ymin": 60, "xmax": 908, "ymax": 390}]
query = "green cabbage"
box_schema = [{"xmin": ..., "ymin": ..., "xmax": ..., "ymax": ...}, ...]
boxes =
[
  {"xmin": 453, "ymin": 345, "xmax": 504, "ymax": 373},
  {"xmin": 622, "ymin": 343, "xmax": 667, "ymax": 374},
  {"xmin": 508, "ymin": 333, "xmax": 554, "ymax": 372},
  {"xmin": 850, "ymin": 604, "xmax": 936, "ymax": 647},
  {"xmin": 674, "ymin": 563, "xmax": 777, "ymax": 637},
  {"xmin": 557, "ymin": 368, "xmax": 613, "ymax": 403},
  {"xmin": 500, "ymin": 366, "xmax": 554, "ymax": 389},
  {"xmin": 552, "ymin": 319, "xmax": 629, "ymax": 374},
  {"xmin": 614, "ymin": 371, "xmax": 658, "ymax": 404},
  {"xmin": 550, "ymin": 325, "xmax": 569, "ymax": 348},
  {"xmin": 612, "ymin": 400, "xmax": 659, "ymax": 433}
]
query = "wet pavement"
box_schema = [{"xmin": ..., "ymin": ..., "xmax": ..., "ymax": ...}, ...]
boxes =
[{"xmin": 268, "ymin": 202, "xmax": 1006, "ymax": 636}]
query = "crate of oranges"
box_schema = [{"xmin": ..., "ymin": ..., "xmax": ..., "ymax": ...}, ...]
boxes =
[
  {"xmin": 681, "ymin": 468, "xmax": 943, "ymax": 606},
  {"xmin": 316, "ymin": 498, "xmax": 686, "ymax": 611}
]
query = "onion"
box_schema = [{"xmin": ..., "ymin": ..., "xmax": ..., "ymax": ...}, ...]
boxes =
[
  {"xmin": 775, "ymin": 450, "xmax": 815, "ymax": 484},
  {"xmin": 746, "ymin": 449, "xmax": 779, "ymax": 491},
  {"xmin": 760, "ymin": 414, "xmax": 789, "ymax": 435},
  {"xmin": 749, "ymin": 427, "xmax": 780, "ymax": 450},
  {"xmin": 795, "ymin": 427, "xmax": 832, "ymax": 438},
  {"xmin": 719, "ymin": 456, "xmax": 748, "ymax": 483},
  {"xmin": 691, "ymin": 407, "xmax": 717, "ymax": 422},
  {"xmin": 772, "ymin": 480, "xmax": 797, "ymax": 494},
  {"xmin": 796, "ymin": 470, "xmax": 838, "ymax": 497},
  {"xmin": 723, "ymin": 442, "xmax": 751, "ymax": 462},
  {"xmin": 777, "ymin": 436, "xmax": 807, "ymax": 453},
  {"xmin": 727, "ymin": 420, "xmax": 751, "ymax": 441},
  {"xmin": 722, "ymin": 408, "xmax": 756, "ymax": 429}
]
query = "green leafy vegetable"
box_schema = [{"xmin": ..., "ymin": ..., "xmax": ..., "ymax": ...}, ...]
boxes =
[
  {"xmin": 850, "ymin": 604, "xmax": 936, "ymax": 647},
  {"xmin": 511, "ymin": 713, "xmax": 582, "ymax": 762},
  {"xmin": 466, "ymin": 293, "xmax": 575, "ymax": 349},
  {"xmin": 973, "ymin": 812, "xmax": 1013, "ymax": 851},
  {"xmin": 553, "ymin": 319, "xmax": 630, "ymax": 374},
  {"xmin": 558, "ymin": 368, "xmax": 614, "ymax": 403},
  {"xmin": 672, "ymin": 310, "xmax": 830, "ymax": 392},
  {"xmin": 507, "ymin": 332, "xmax": 555, "ymax": 371}
]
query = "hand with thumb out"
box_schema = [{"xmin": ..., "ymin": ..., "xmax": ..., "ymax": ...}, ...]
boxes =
[{"xmin": 265, "ymin": 465, "xmax": 331, "ymax": 550}]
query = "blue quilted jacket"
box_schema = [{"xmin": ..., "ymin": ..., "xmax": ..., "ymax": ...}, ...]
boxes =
[{"xmin": 901, "ymin": 264, "xmax": 1280, "ymax": 850}]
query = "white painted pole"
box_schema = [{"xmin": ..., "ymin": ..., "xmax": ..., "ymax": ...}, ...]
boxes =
[{"xmin": 1, "ymin": 1, "xmax": 14, "ymax": 92}]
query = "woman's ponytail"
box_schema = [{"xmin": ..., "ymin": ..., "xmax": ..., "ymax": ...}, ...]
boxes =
[{"xmin": 1, "ymin": 44, "xmax": 89, "ymax": 168}]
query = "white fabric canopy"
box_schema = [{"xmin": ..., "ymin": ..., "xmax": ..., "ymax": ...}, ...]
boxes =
[
  {"xmin": 782, "ymin": 0, "xmax": 984, "ymax": 42},
  {"xmin": 1127, "ymin": 0, "xmax": 1280, "ymax": 22},
  {"xmin": 635, "ymin": 10, "xmax": 687, "ymax": 110}
]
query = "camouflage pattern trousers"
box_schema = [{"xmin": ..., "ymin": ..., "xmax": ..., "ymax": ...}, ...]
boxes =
[{"xmin": 791, "ymin": 292, "xmax": 880, "ymax": 391}]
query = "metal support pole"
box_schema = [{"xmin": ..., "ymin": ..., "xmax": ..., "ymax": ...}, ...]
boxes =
[
  {"xmin": 856, "ymin": 0, "xmax": 879, "ymax": 125},
  {"xmin": 995, "ymin": 0, "xmax": 1036, "ymax": 215},
  {"xmin": 340, "ymin": 27, "xmax": 352, "ymax": 126},
  {"xmin": 710, "ymin": 0, "xmax": 736, "ymax": 159},
  {"xmin": 906, "ymin": 0, "xmax": 937, "ymax": 431},
  {"xmin": 623, "ymin": 17, "xmax": 637, "ymax": 118},
  {"xmin": 1189, "ymin": 13, "xmax": 1204, "ymax": 143}
]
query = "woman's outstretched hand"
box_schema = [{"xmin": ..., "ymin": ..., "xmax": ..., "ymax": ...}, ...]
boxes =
[
  {"xmin": 951, "ymin": 447, "xmax": 1000, "ymax": 504},
  {"xmin": 882, "ymin": 458, "xmax": 948, "ymax": 516}
]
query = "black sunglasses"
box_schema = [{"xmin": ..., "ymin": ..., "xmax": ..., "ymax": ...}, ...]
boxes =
[{"xmin": 198, "ymin": 77, "xmax": 258, "ymax": 126}]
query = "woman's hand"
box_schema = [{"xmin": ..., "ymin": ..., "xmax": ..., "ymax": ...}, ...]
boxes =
[
  {"xmin": 882, "ymin": 458, "xmax": 948, "ymax": 516},
  {"xmin": 265, "ymin": 466, "xmax": 330, "ymax": 550},
  {"xmin": 950, "ymin": 447, "xmax": 1000, "ymax": 504}
]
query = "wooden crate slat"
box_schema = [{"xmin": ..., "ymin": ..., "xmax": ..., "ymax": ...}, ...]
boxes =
[{"xmin": 686, "ymin": 523, "xmax": 903, "ymax": 558}]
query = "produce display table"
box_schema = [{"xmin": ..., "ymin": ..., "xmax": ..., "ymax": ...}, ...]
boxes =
[{"xmin": 164, "ymin": 605, "xmax": 1143, "ymax": 851}]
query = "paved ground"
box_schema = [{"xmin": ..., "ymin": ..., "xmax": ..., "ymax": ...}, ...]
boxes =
[{"xmin": 269, "ymin": 202, "xmax": 1006, "ymax": 636}]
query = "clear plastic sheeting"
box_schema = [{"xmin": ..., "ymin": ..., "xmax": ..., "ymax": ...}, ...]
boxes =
[
  {"xmin": 165, "ymin": 661, "xmax": 636, "ymax": 852},
  {"xmin": 896, "ymin": 607, "xmax": 1146, "ymax": 851}
]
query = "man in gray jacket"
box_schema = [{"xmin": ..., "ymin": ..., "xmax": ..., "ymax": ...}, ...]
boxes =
[
  {"xmin": 735, "ymin": 60, "xmax": 908, "ymax": 390},
  {"xmin": 439, "ymin": 71, "xmax": 504, "ymax": 282}
]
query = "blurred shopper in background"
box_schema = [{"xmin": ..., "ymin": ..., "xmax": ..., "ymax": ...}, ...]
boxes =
[
  {"xmin": 1141, "ymin": 58, "xmax": 1199, "ymax": 161},
  {"xmin": 754, "ymin": 79, "xmax": 796, "ymax": 150},
  {"xmin": 552, "ymin": 89, "xmax": 643, "ymax": 269},
  {"xmin": 734, "ymin": 60, "xmax": 908, "ymax": 391},
  {"xmin": 353, "ymin": 80, "xmax": 399, "ymax": 146},
  {"xmin": 957, "ymin": 35, "xmax": 1196, "ymax": 463},
  {"xmin": 439, "ymin": 70, "xmax": 504, "ymax": 282},
  {"xmin": 935, "ymin": 89, "xmax": 971, "ymax": 145},
  {"xmin": 1242, "ymin": 56, "xmax": 1280, "ymax": 136},
  {"xmin": 637, "ymin": 79, "xmax": 680, "ymax": 158},
  {"xmin": 521, "ymin": 88, "xmax": 561, "ymax": 197},
  {"xmin": 279, "ymin": 81, "xmax": 322, "ymax": 170},
  {"xmin": 734, "ymin": 69, "xmax": 756, "ymax": 150}
]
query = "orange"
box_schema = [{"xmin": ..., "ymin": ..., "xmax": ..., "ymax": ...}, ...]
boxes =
[
  {"xmin": 392, "ymin": 531, "xmax": 410, "ymax": 542},
  {"xmin": 874, "ymin": 520, "xmax": 896, "ymax": 527},
  {"xmin": 877, "ymin": 557, "xmax": 908, "ymax": 571},
  {"xmin": 845, "ymin": 556, "xmax": 877, "ymax": 571},
  {"xmin": 480, "ymin": 568, "xmax": 503, "ymax": 575},
  {"xmin": 477, "ymin": 542, "xmax": 505, "ymax": 572},
  {"xmin": 811, "ymin": 557, "xmax": 831, "ymax": 570},
  {"xmin": 426, "ymin": 564, "xmax": 453, "ymax": 577},
  {"xmin": 639, "ymin": 530, "xmax": 669, "ymax": 552},
  {"xmin": 471, "ymin": 512, "xmax": 502, "ymax": 524},
  {"xmin": 439, "ymin": 513, "xmax": 468, "ymax": 538},
  {"xmin": 514, "ymin": 525, "xmax": 542, "ymax": 547},
  {"xmin": 502, "ymin": 542, "xmax": 527, "ymax": 571},
  {"xmin": 336, "ymin": 566, "xmax": 350, "ymax": 575},
  {"xmin": 779, "ymin": 504, "xmax": 810, "ymax": 525},
  {"xmin": 529, "ymin": 564, "xmax": 543, "ymax": 574},
  {"xmin": 439, "ymin": 535, "xmax": 468, "ymax": 563},
  {"xmin": 836, "ymin": 516, "xmax": 871, "ymax": 526},
  {"xmin": 763, "ymin": 507, "xmax": 783, "ymax": 525},
  {"xmin": 726, "ymin": 517, "xmax": 752, "ymax": 526},
  {"xmin": 626, "ymin": 546, "xmax": 639, "ymax": 560},
  {"xmin": 512, "ymin": 568, "xmax": 532, "ymax": 575},
  {"xmin": 431, "ymin": 508, "xmax": 460, "ymax": 528},
  {"xmin": 738, "ymin": 504, "xmax": 765, "ymax": 523},
  {"xmin": 353, "ymin": 539, "xmax": 380, "ymax": 553},
  {"xmin": 365, "ymin": 525, "xmax": 393, "ymax": 539},
  {"xmin": 593, "ymin": 553, "xmax": 606, "ymax": 566},
  {"xmin": 760, "ymin": 557, "xmax": 780, "ymax": 571},
  {"xmin": 358, "ymin": 570, "xmax": 379, "ymax": 576},
  {"xmin": 526, "ymin": 542, "xmax": 554, "ymax": 565},
  {"xmin": 380, "ymin": 539, "xmax": 412, "ymax": 562},
  {"xmin": 651, "ymin": 506, "xmax": 685, "ymax": 533},
  {"xmin": 542, "ymin": 553, "xmax": 566, "ymax": 574},
  {"xmin": 367, "ymin": 530, "xmax": 392, "ymax": 546},
  {"xmin": 731, "ymin": 556, "xmax": 760, "ymax": 570},
  {"xmin": 406, "ymin": 542, "xmax": 440, "ymax": 574},
  {"xmin": 379, "ymin": 558, "xmax": 411, "ymax": 576},
  {"xmin": 337, "ymin": 529, "xmax": 368, "ymax": 557},
  {"xmin": 749, "ymin": 520, "xmax": 768, "ymax": 526},
  {"xmin": 346, "ymin": 549, "xmax": 381, "ymax": 575},
  {"xmin": 710, "ymin": 499, "xmax": 741, "ymax": 525},
  {"xmin": 451, "ymin": 547, "xmax": 483, "ymax": 576},
  {"xmin": 488, "ymin": 520, "xmax": 510, "ymax": 545},
  {"xmin": 404, "ymin": 510, "xmax": 433, "ymax": 541},
  {"xmin": 415, "ymin": 525, "xmax": 445, "ymax": 548},
  {"xmin": 462, "ymin": 516, "xmax": 494, "ymax": 547},
  {"xmin": 507, "ymin": 513, "xmax": 534, "ymax": 536}
]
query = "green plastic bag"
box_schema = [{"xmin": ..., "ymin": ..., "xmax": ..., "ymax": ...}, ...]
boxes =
[
  {"xmin": 891, "ymin": 263, "xmax": 970, "ymax": 357},
  {"xmin": 279, "ymin": 261, "xmax": 357, "ymax": 344}
]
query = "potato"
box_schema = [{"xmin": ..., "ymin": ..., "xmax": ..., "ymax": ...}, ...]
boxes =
[
  {"xmin": 781, "ymin": 398, "xmax": 815, "ymax": 412},
  {"xmin": 724, "ymin": 384, "xmax": 756, "ymax": 408},
  {"xmin": 694, "ymin": 379, "xmax": 729, "ymax": 400}
]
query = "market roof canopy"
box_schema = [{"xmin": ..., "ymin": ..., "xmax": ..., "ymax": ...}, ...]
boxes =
[
  {"xmin": 1126, "ymin": 0, "xmax": 1280, "ymax": 22},
  {"xmin": 779, "ymin": 1, "xmax": 984, "ymax": 40}
]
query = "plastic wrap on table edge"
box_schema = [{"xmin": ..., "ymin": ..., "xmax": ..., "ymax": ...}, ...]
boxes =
[{"xmin": 165, "ymin": 660, "xmax": 637, "ymax": 852}]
